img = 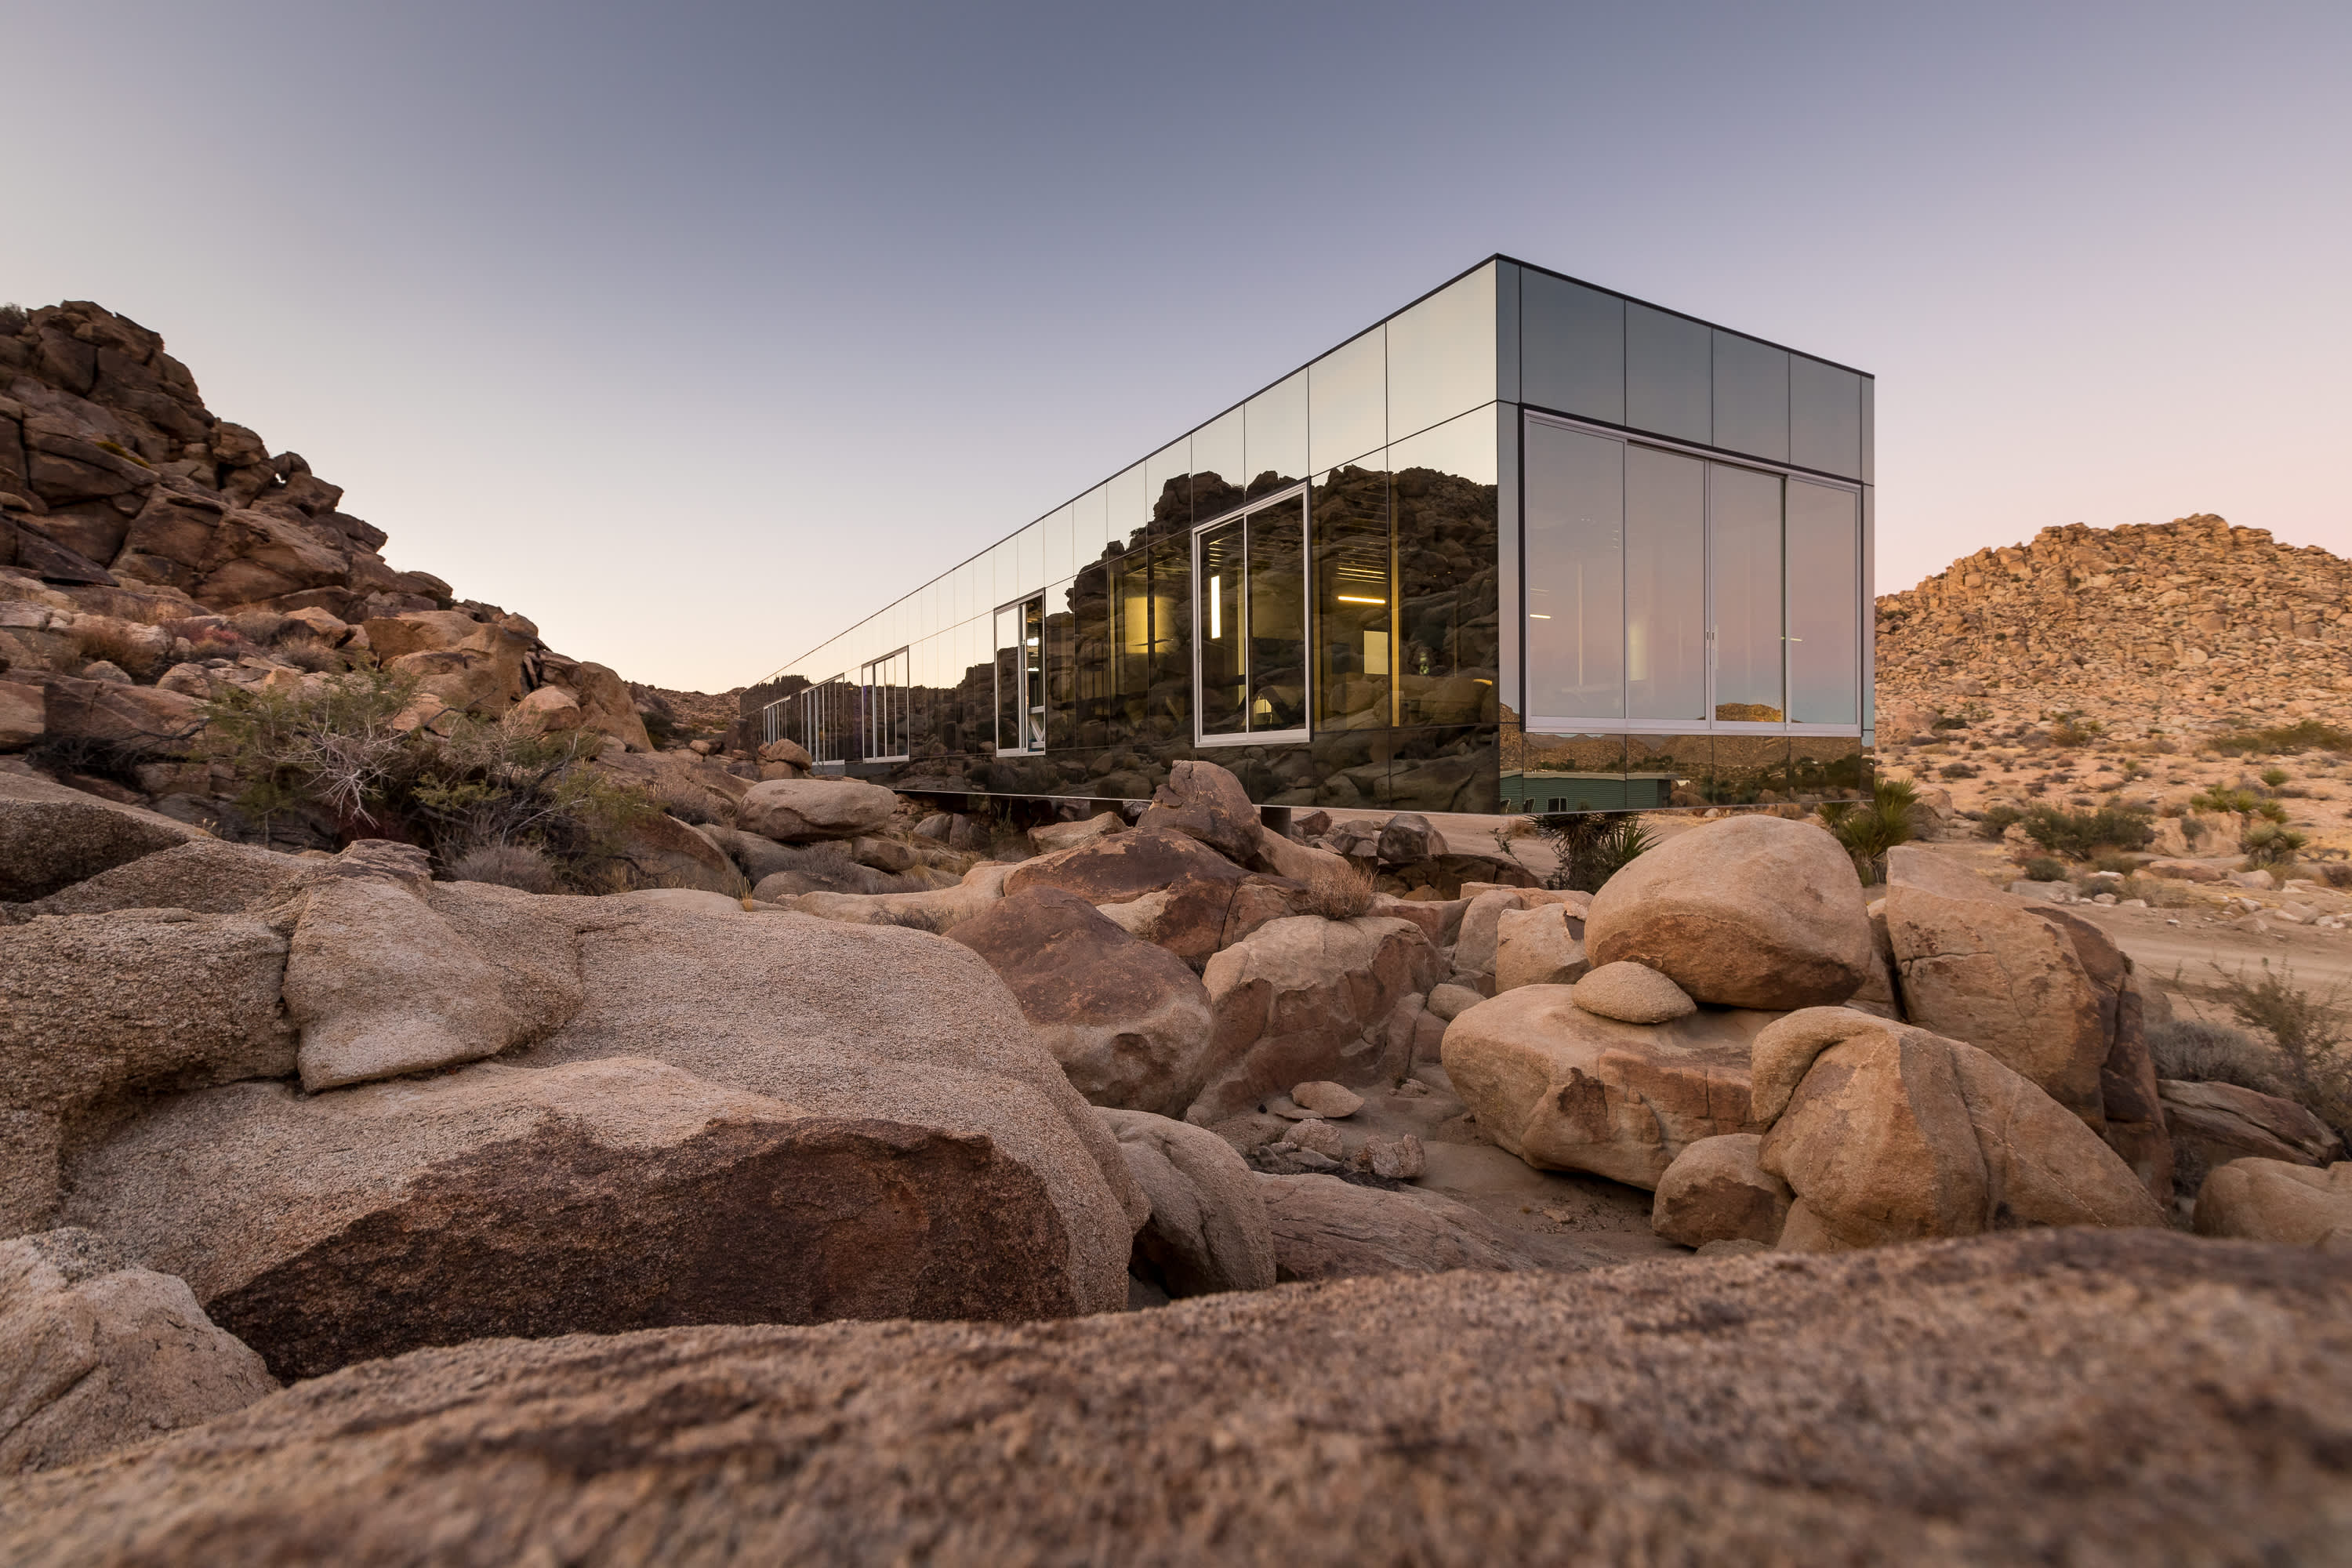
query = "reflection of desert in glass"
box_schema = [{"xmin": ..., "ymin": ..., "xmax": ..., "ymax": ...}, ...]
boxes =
[
  {"xmin": 1511, "ymin": 731, "xmax": 1631, "ymax": 812},
  {"xmin": 1626, "ymin": 732, "xmax": 1710, "ymax": 809}
]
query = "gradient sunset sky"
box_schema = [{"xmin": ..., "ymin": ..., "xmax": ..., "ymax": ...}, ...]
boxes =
[{"xmin": 9, "ymin": 1, "xmax": 2347, "ymax": 690}]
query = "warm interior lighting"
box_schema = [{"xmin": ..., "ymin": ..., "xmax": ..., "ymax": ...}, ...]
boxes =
[
  {"xmin": 1209, "ymin": 575, "xmax": 1221, "ymax": 639},
  {"xmin": 1528, "ymin": 613, "xmax": 1552, "ymax": 619},
  {"xmin": 1336, "ymin": 594, "xmax": 1385, "ymax": 604}
]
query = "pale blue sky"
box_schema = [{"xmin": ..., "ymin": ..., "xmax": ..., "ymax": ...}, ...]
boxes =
[{"xmin": 8, "ymin": 1, "xmax": 2347, "ymax": 689}]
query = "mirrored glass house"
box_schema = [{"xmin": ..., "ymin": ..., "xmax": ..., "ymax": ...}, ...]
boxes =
[{"xmin": 746, "ymin": 256, "xmax": 1873, "ymax": 815}]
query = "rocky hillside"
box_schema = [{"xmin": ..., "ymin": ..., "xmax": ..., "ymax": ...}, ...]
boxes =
[
  {"xmin": 1875, "ymin": 514, "xmax": 2352, "ymax": 742},
  {"xmin": 0, "ymin": 300, "xmax": 738, "ymax": 782}
]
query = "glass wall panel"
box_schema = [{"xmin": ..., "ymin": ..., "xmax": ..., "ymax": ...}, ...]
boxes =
[
  {"xmin": 1109, "ymin": 461, "xmax": 1149, "ymax": 553},
  {"xmin": 1312, "ymin": 460, "xmax": 1391, "ymax": 730},
  {"xmin": 1860, "ymin": 379, "xmax": 1874, "ymax": 484},
  {"xmin": 1388, "ymin": 725, "xmax": 1497, "ymax": 814},
  {"xmin": 1109, "ymin": 550, "xmax": 1150, "ymax": 745},
  {"xmin": 1247, "ymin": 493, "xmax": 1308, "ymax": 731},
  {"xmin": 1390, "ymin": 407, "xmax": 1498, "ymax": 727},
  {"xmin": 1496, "ymin": 408, "xmax": 1521, "ymax": 726},
  {"xmin": 1709, "ymin": 462, "xmax": 1783, "ymax": 721},
  {"xmin": 1143, "ymin": 532, "xmax": 1192, "ymax": 742},
  {"xmin": 1016, "ymin": 521, "xmax": 1045, "ymax": 598},
  {"xmin": 1308, "ymin": 328, "xmax": 1385, "ymax": 474},
  {"xmin": 1709, "ymin": 734, "xmax": 1787, "ymax": 804},
  {"xmin": 1192, "ymin": 408, "xmax": 1245, "ymax": 519},
  {"xmin": 1789, "ymin": 735, "xmax": 1865, "ymax": 802},
  {"xmin": 1246, "ymin": 369, "xmax": 1308, "ymax": 499},
  {"xmin": 1387, "ymin": 263, "xmax": 1497, "ymax": 444},
  {"xmin": 1040, "ymin": 506, "xmax": 1074, "ymax": 586},
  {"xmin": 1711, "ymin": 332, "xmax": 1788, "ymax": 462},
  {"xmin": 1521, "ymin": 272, "xmax": 1625, "ymax": 424},
  {"xmin": 1524, "ymin": 420, "xmax": 1622, "ymax": 720},
  {"xmin": 1197, "ymin": 519, "xmax": 1247, "ymax": 736},
  {"xmin": 1071, "ymin": 560, "xmax": 1113, "ymax": 747},
  {"xmin": 1625, "ymin": 305, "xmax": 1711, "ymax": 444},
  {"xmin": 1786, "ymin": 479, "xmax": 1860, "ymax": 724},
  {"xmin": 1073, "ymin": 484, "xmax": 1111, "ymax": 563},
  {"xmin": 1516, "ymin": 732, "xmax": 1628, "ymax": 814},
  {"xmin": 1145, "ymin": 437, "xmax": 1191, "ymax": 533},
  {"xmin": 1625, "ymin": 446, "xmax": 1705, "ymax": 720},
  {"xmin": 1627, "ymin": 733, "xmax": 1709, "ymax": 809},
  {"xmin": 1789, "ymin": 356, "xmax": 1863, "ymax": 479}
]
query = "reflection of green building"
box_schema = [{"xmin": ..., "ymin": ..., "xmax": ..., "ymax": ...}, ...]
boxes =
[{"xmin": 750, "ymin": 257, "xmax": 1873, "ymax": 814}]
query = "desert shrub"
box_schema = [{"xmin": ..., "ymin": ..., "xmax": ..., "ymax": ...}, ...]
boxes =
[
  {"xmin": 2019, "ymin": 855, "xmax": 2068, "ymax": 883},
  {"xmin": 2046, "ymin": 712, "xmax": 2105, "ymax": 747},
  {"xmin": 1977, "ymin": 804, "xmax": 2024, "ymax": 840},
  {"xmin": 2192, "ymin": 785, "xmax": 2288, "ymax": 822},
  {"xmin": 2241, "ymin": 820, "xmax": 2307, "ymax": 871},
  {"xmin": 205, "ymin": 674, "xmax": 656, "ymax": 885},
  {"xmin": 2089, "ymin": 848, "xmax": 2143, "ymax": 875},
  {"xmin": 1817, "ymin": 779, "xmax": 1917, "ymax": 882},
  {"xmin": 272, "ymin": 637, "xmax": 351, "ymax": 674},
  {"xmin": 2208, "ymin": 962, "xmax": 2352, "ymax": 1137},
  {"xmin": 2148, "ymin": 1018, "xmax": 2284, "ymax": 1095},
  {"xmin": 1537, "ymin": 811, "xmax": 1653, "ymax": 894},
  {"xmin": 656, "ymin": 780, "xmax": 724, "ymax": 825},
  {"xmin": 2020, "ymin": 804, "xmax": 2154, "ymax": 859},
  {"xmin": 1940, "ymin": 761, "xmax": 1979, "ymax": 780},
  {"xmin": 0, "ymin": 303, "xmax": 26, "ymax": 334},
  {"xmin": 205, "ymin": 669, "xmax": 420, "ymax": 829},
  {"xmin": 71, "ymin": 620, "xmax": 164, "ymax": 679},
  {"xmin": 2316, "ymin": 862, "xmax": 2352, "ymax": 891},
  {"xmin": 2259, "ymin": 767, "xmax": 2291, "ymax": 789},
  {"xmin": 445, "ymin": 842, "xmax": 561, "ymax": 894},
  {"xmin": 2209, "ymin": 720, "xmax": 2352, "ymax": 757},
  {"xmin": 1303, "ymin": 855, "xmax": 1378, "ymax": 920}
]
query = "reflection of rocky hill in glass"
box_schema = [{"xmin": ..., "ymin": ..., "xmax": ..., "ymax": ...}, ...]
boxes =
[{"xmin": 1393, "ymin": 464, "xmax": 1499, "ymax": 725}]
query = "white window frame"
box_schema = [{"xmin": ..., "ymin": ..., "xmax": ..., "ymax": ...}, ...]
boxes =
[{"xmin": 1191, "ymin": 482, "xmax": 1313, "ymax": 749}]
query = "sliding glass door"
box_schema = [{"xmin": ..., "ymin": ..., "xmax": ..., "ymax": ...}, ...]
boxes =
[{"xmin": 1192, "ymin": 487, "xmax": 1308, "ymax": 743}]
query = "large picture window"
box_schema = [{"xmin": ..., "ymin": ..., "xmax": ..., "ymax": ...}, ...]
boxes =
[
  {"xmin": 1523, "ymin": 410, "xmax": 1861, "ymax": 735},
  {"xmin": 1193, "ymin": 488, "xmax": 1308, "ymax": 743},
  {"xmin": 860, "ymin": 648, "xmax": 909, "ymax": 761},
  {"xmin": 993, "ymin": 597, "xmax": 1045, "ymax": 753}
]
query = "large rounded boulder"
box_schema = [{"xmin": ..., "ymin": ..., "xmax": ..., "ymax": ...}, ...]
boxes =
[
  {"xmin": 1583, "ymin": 815, "xmax": 1873, "ymax": 1009},
  {"xmin": 735, "ymin": 778, "xmax": 898, "ymax": 843},
  {"xmin": 948, "ymin": 887, "xmax": 1216, "ymax": 1116}
]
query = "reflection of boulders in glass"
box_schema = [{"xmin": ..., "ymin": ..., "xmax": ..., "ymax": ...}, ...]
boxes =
[{"xmin": 1393, "ymin": 465, "xmax": 1499, "ymax": 727}]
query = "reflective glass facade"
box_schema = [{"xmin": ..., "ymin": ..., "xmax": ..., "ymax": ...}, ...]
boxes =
[{"xmin": 751, "ymin": 257, "xmax": 1871, "ymax": 815}]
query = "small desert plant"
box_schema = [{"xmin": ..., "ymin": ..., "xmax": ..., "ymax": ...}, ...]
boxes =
[
  {"xmin": 1303, "ymin": 855, "xmax": 1378, "ymax": 920},
  {"xmin": 2020, "ymin": 804, "xmax": 2154, "ymax": 859},
  {"xmin": 2209, "ymin": 720, "xmax": 2352, "ymax": 757},
  {"xmin": 270, "ymin": 637, "xmax": 351, "ymax": 675},
  {"xmin": 2259, "ymin": 767, "xmax": 2291, "ymax": 789},
  {"xmin": 1940, "ymin": 761, "xmax": 1980, "ymax": 780},
  {"xmin": 2089, "ymin": 848, "xmax": 2143, "ymax": 875},
  {"xmin": 1977, "ymin": 804, "xmax": 2025, "ymax": 841},
  {"xmin": 2191, "ymin": 785, "xmax": 2288, "ymax": 822},
  {"xmin": 2207, "ymin": 962, "xmax": 2352, "ymax": 1137},
  {"xmin": 2148, "ymin": 1018, "xmax": 2284, "ymax": 1095},
  {"xmin": 1817, "ymin": 779, "xmax": 1917, "ymax": 882},
  {"xmin": 2315, "ymin": 862, "xmax": 2352, "ymax": 891},
  {"xmin": 2046, "ymin": 712, "xmax": 2106, "ymax": 747},
  {"xmin": 1537, "ymin": 811, "xmax": 1654, "ymax": 894},
  {"xmin": 0, "ymin": 303, "xmax": 27, "ymax": 334},
  {"xmin": 2019, "ymin": 855, "xmax": 2068, "ymax": 883},
  {"xmin": 2241, "ymin": 820, "xmax": 2307, "ymax": 871},
  {"xmin": 656, "ymin": 780, "xmax": 724, "ymax": 826},
  {"xmin": 445, "ymin": 842, "xmax": 561, "ymax": 894}
]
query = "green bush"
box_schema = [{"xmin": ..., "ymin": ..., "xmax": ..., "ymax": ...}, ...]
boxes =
[
  {"xmin": 1818, "ymin": 779, "xmax": 1917, "ymax": 882},
  {"xmin": 1537, "ymin": 811, "xmax": 1655, "ymax": 894},
  {"xmin": 2019, "ymin": 805, "xmax": 2154, "ymax": 859},
  {"xmin": 2208, "ymin": 962, "xmax": 2352, "ymax": 1138},
  {"xmin": 2259, "ymin": 767, "xmax": 2291, "ymax": 789},
  {"xmin": 2241, "ymin": 820, "xmax": 2307, "ymax": 871},
  {"xmin": 1977, "ymin": 804, "xmax": 2024, "ymax": 841},
  {"xmin": 2020, "ymin": 855, "xmax": 2068, "ymax": 882}
]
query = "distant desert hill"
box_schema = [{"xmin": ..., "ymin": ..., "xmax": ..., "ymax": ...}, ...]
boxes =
[{"xmin": 1874, "ymin": 514, "xmax": 2352, "ymax": 743}]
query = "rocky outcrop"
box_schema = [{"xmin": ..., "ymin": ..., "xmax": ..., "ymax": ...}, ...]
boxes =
[
  {"xmin": 1491, "ymin": 902, "xmax": 1588, "ymax": 991},
  {"xmin": 8, "ymin": 1232, "xmax": 2347, "ymax": 1565},
  {"xmin": 733, "ymin": 777, "xmax": 898, "ymax": 843},
  {"xmin": 1188, "ymin": 915, "xmax": 1443, "ymax": 1123},
  {"xmin": 1882, "ymin": 847, "xmax": 2110, "ymax": 1124},
  {"xmin": 0, "ymin": 1229, "xmax": 276, "ymax": 1475},
  {"xmin": 1098, "ymin": 1109, "xmax": 1276, "ymax": 1296},
  {"xmin": 1584, "ymin": 815, "xmax": 1874, "ymax": 1009},
  {"xmin": 1, "ymin": 908, "xmax": 295, "ymax": 1233},
  {"xmin": 1441, "ymin": 986, "xmax": 1769, "ymax": 1188},
  {"xmin": 2162, "ymin": 1078, "xmax": 2344, "ymax": 1194},
  {"xmin": 63, "ymin": 1057, "xmax": 1117, "ymax": 1381},
  {"xmin": 2194, "ymin": 1159, "xmax": 2352, "ymax": 1250},
  {"xmin": 1254, "ymin": 1174, "xmax": 1530, "ymax": 1281},
  {"xmin": 1651, "ymin": 1134, "xmax": 1791, "ymax": 1248},
  {"xmin": 18, "ymin": 837, "xmax": 299, "ymax": 916},
  {"xmin": 1751, "ymin": 1007, "xmax": 2165, "ymax": 1251},
  {"xmin": 1571, "ymin": 960, "xmax": 1697, "ymax": 1024},
  {"xmin": 1004, "ymin": 827, "xmax": 1250, "ymax": 970},
  {"xmin": 949, "ymin": 888, "xmax": 1215, "ymax": 1116},
  {"xmin": 0, "ymin": 768, "xmax": 201, "ymax": 902},
  {"xmin": 1136, "ymin": 758, "xmax": 1260, "ymax": 864}
]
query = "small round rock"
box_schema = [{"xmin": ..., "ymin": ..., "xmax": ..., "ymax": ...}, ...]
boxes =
[
  {"xmin": 1571, "ymin": 961, "xmax": 1697, "ymax": 1025},
  {"xmin": 1290, "ymin": 1080, "xmax": 1365, "ymax": 1119}
]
